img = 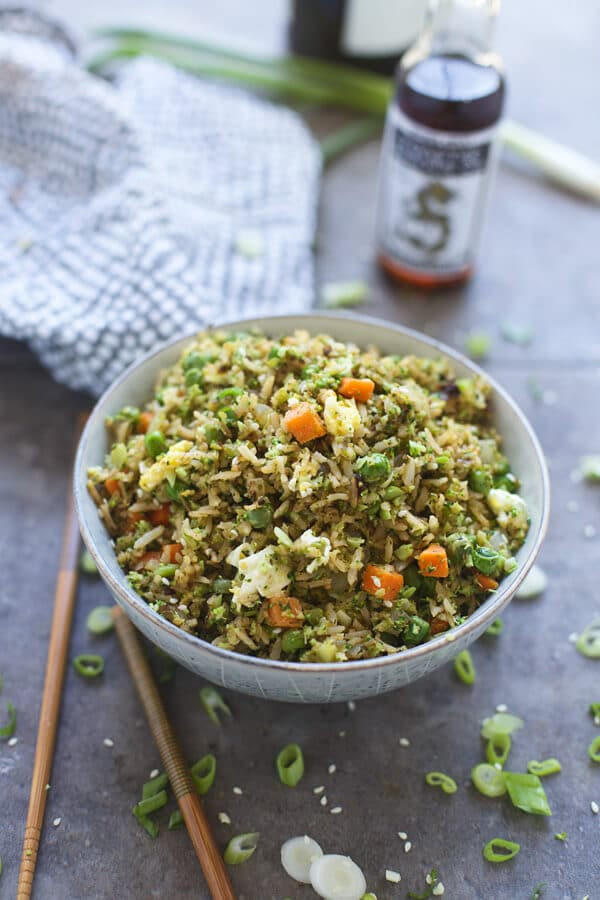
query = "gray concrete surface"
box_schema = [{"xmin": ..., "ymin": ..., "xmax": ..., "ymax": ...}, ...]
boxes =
[{"xmin": 2, "ymin": 1, "xmax": 600, "ymax": 898}]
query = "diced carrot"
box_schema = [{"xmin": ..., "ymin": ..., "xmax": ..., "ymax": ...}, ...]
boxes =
[
  {"xmin": 126, "ymin": 511, "xmax": 144, "ymax": 532},
  {"xmin": 283, "ymin": 403, "xmax": 327, "ymax": 444},
  {"xmin": 105, "ymin": 477, "xmax": 120, "ymax": 496},
  {"xmin": 430, "ymin": 616, "xmax": 449, "ymax": 635},
  {"xmin": 476, "ymin": 573, "xmax": 499, "ymax": 591},
  {"xmin": 418, "ymin": 544, "xmax": 449, "ymax": 578},
  {"xmin": 148, "ymin": 504, "xmax": 171, "ymax": 526},
  {"xmin": 139, "ymin": 550, "xmax": 161, "ymax": 568},
  {"xmin": 339, "ymin": 377, "xmax": 375, "ymax": 403},
  {"xmin": 164, "ymin": 543, "xmax": 183, "ymax": 563},
  {"xmin": 137, "ymin": 411, "xmax": 153, "ymax": 434},
  {"xmin": 263, "ymin": 595, "xmax": 304, "ymax": 628},
  {"xmin": 362, "ymin": 564, "xmax": 404, "ymax": 601}
]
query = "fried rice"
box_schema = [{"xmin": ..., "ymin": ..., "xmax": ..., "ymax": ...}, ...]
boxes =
[{"xmin": 87, "ymin": 329, "xmax": 529, "ymax": 662}]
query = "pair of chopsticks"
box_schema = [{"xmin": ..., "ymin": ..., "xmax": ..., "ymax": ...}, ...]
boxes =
[{"xmin": 17, "ymin": 415, "xmax": 235, "ymax": 900}]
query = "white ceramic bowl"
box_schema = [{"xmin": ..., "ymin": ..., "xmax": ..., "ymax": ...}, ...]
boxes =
[{"xmin": 74, "ymin": 313, "xmax": 549, "ymax": 703}]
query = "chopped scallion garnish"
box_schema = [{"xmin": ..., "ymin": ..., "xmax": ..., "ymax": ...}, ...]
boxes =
[
  {"xmin": 424, "ymin": 772, "xmax": 457, "ymax": 795},
  {"xmin": 554, "ymin": 831, "xmax": 567, "ymax": 841},
  {"xmin": 527, "ymin": 758, "xmax": 561, "ymax": 777},
  {"xmin": 471, "ymin": 763, "xmax": 507, "ymax": 798},
  {"xmin": 481, "ymin": 712, "xmax": 523, "ymax": 740},
  {"xmin": 72, "ymin": 654, "xmax": 104, "ymax": 679},
  {"xmin": 168, "ymin": 810, "xmax": 183, "ymax": 830},
  {"xmin": 276, "ymin": 743, "xmax": 304, "ymax": 787},
  {"xmin": 224, "ymin": 832, "xmax": 259, "ymax": 865},
  {"xmin": 80, "ymin": 549, "xmax": 99, "ymax": 575},
  {"xmin": 132, "ymin": 789, "xmax": 168, "ymax": 819},
  {"xmin": 589, "ymin": 702, "xmax": 600, "ymax": 720},
  {"xmin": 464, "ymin": 332, "xmax": 491, "ymax": 360},
  {"xmin": 453, "ymin": 650, "xmax": 476, "ymax": 685},
  {"xmin": 486, "ymin": 732, "xmax": 511, "ymax": 767},
  {"xmin": 588, "ymin": 735, "xmax": 600, "ymax": 763},
  {"xmin": 503, "ymin": 772, "xmax": 552, "ymax": 816},
  {"xmin": 579, "ymin": 455, "xmax": 600, "ymax": 482},
  {"xmin": 199, "ymin": 685, "xmax": 232, "ymax": 725},
  {"xmin": 137, "ymin": 815, "xmax": 159, "ymax": 838},
  {"xmin": 482, "ymin": 838, "xmax": 520, "ymax": 863},
  {"xmin": 407, "ymin": 868, "xmax": 440, "ymax": 899},
  {"xmin": 500, "ymin": 323, "xmax": 533, "ymax": 346},
  {"xmin": 531, "ymin": 881, "xmax": 546, "ymax": 899},
  {"xmin": 485, "ymin": 618, "xmax": 504, "ymax": 636},
  {"xmin": 86, "ymin": 606, "xmax": 114, "ymax": 636},
  {"xmin": 575, "ymin": 620, "xmax": 600, "ymax": 659},
  {"xmin": 0, "ymin": 702, "xmax": 16, "ymax": 740},
  {"xmin": 321, "ymin": 280, "xmax": 368, "ymax": 309},
  {"xmin": 142, "ymin": 772, "xmax": 169, "ymax": 800},
  {"xmin": 190, "ymin": 753, "xmax": 217, "ymax": 795}
]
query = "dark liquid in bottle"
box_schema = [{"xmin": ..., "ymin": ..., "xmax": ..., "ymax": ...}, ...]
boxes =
[{"xmin": 379, "ymin": 54, "xmax": 504, "ymax": 287}]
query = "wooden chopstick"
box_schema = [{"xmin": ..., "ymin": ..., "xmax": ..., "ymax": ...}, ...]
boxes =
[
  {"xmin": 111, "ymin": 606, "xmax": 236, "ymax": 900},
  {"xmin": 17, "ymin": 413, "xmax": 87, "ymax": 900}
]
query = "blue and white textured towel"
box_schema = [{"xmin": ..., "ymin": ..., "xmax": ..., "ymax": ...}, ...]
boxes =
[{"xmin": 0, "ymin": 10, "xmax": 321, "ymax": 395}]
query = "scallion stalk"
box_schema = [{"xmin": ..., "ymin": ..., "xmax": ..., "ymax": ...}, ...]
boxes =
[{"xmin": 223, "ymin": 832, "xmax": 259, "ymax": 865}]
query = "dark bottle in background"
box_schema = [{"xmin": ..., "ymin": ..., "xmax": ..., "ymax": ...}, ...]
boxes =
[
  {"xmin": 289, "ymin": 0, "xmax": 427, "ymax": 75},
  {"xmin": 375, "ymin": 0, "xmax": 505, "ymax": 288}
]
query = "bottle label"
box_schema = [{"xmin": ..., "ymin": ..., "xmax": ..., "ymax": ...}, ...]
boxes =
[{"xmin": 377, "ymin": 105, "xmax": 499, "ymax": 274}]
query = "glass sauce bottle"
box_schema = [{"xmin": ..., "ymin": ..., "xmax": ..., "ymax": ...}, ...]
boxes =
[{"xmin": 375, "ymin": 0, "xmax": 505, "ymax": 288}]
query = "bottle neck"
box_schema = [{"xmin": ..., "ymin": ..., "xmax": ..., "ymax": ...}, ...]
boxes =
[{"xmin": 424, "ymin": 0, "xmax": 499, "ymax": 57}]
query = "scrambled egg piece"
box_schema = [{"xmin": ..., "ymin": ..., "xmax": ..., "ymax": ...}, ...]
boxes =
[
  {"xmin": 230, "ymin": 545, "xmax": 290, "ymax": 608},
  {"xmin": 293, "ymin": 529, "xmax": 331, "ymax": 574},
  {"xmin": 322, "ymin": 393, "xmax": 361, "ymax": 438},
  {"xmin": 487, "ymin": 488, "xmax": 529, "ymax": 532},
  {"xmin": 139, "ymin": 440, "xmax": 193, "ymax": 492}
]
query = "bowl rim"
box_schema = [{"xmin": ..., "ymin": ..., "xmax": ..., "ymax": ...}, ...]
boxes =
[{"xmin": 74, "ymin": 311, "xmax": 550, "ymax": 677}]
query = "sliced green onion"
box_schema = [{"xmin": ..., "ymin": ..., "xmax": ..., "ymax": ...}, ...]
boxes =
[
  {"xmin": 554, "ymin": 831, "xmax": 567, "ymax": 841},
  {"xmin": 0, "ymin": 701, "xmax": 16, "ymax": 740},
  {"xmin": 156, "ymin": 563, "xmax": 178, "ymax": 579},
  {"xmin": 137, "ymin": 815, "xmax": 159, "ymax": 838},
  {"xmin": 224, "ymin": 832, "xmax": 259, "ymax": 865},
  {"xmin": 110, "ymin": 442, "xmax": 128, "ymax": 469},
  {"xmin": 132, "ymin": 789, "xmax": 168, "ymax": 818},
  {"xmin": 500, "ymin": 323, "xmax": 533, "ymax": 346},
  {"xmin": 590, "ymin": 702, "xmax": 600, "ymax": 720},
  {"xmin": 516, "ymin": 564, "xmax": 547, "ymax": 599},
  {"xmin": 472, "ymin": 546, "xmax": 501, "ymax": 576},
  {"xmin": 453, "ymin": 650, "xmax": 476, "ymax": 685},
  {"xmin": 575, "ymin": 620, "xmax": 600, "ymax": 659},
  {"xmin": 199, "ymin": 685, "xmax": 232, "ymax": 725},
  {"xmin": 588, "ymin": 735, "xmax": 600, "ymax": 763},
  {"xmin": 142, "ymin": 772, "xmax": 169, "ymax": 800},
  {"xmin": 503, "ymin": 772, "xmax": 552, "ymax": 816},
  {"xmin": 486, "ymin": 618, "xmax": 504, "ymax": 636},
  {"xmin": 531, "ymin": 882, "xmax": 546, "ymax": 899},
  {"xmin": 424, "ymin": 772, "xmax": 457, "ymax": 794},
  {"xmin": 86, "ymin": 606, "xmax": 114, "ymax": 635},
  {"xmin": 527, "ymin": 758, "xmax": 562, "ymax": 777},
  {"xmin": 483, "ymin": 838, "xmax": 520, "ymax": 863},
  {"xmin": 580, "ymin": 455, "xmax": 600, "ymax": 482},
  {"xmin": 321, "ymin": 280, "xmax": 368, "ymax": 309},
  {"xmin": 407, "ymin": 868, "xmax": 439, "ymax": 899},
  {"xmin": 481, "ymin": 712, "xmax": 524, "ymax": 739},
  {"xmin": 486, "ymin": 732, "xmax": 511, "ymax": 767},
  {"xmin": 276, "ymin": 743, "xmax": 304, "ymax": 787},
  {"xmin": 80, "ymin": 549, "xmax": 99, "ymax": 575},
  {"xmin": 465, "ymin": 332, "xmax": 491, "ymax": 360},
  {"xmin": 471, "ymin": 763, "xmax": 507, "ymax": 798},
  {"xmin": 72, "ymin": 654, "xmax": 104, "ymax": 678},
  {"xmin": 168, "ymin": 810, "xmax": 183, "ymax": 830},
  {"xmin": 191, "ymin": 753, "xmax": 217, "ymax": 795}
]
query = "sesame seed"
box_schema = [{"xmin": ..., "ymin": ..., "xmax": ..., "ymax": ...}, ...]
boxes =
[
  {"xmin": 495, "ymin": 703, "xmax": 508, "ymax": 713},
  {"xmin": 398, "ymin": 831, "xmax": 407, "ymax": 840},
  {"xmin": 313, "ymin": 785, "xmax": 325, "ymax": 794},
  {"xmin": 404, "ymin": 841, "xmax": 412, "ymax": 853},
  {"xmin": 347, "ymin": 700, "xmax": 356, "ymax": 712},
  {"xmin": 566, "ymin": 500, "xmax": 579, "ymax": 513},
  {"xmin": 150, "ymin": 769, "xmax": 159, "ymax": 779},
  {"xmin": 432, "ymin": 883, "xmax": 445, "ymax": 896},
  {"xmin": 52, "ymin": 817, "xmax": 61, "ymax": 827},
  {"xmin": 218, "ymin": 812, "xmax": 231, "ymax": 825},
  {"xmin": 584, "ymin": 524, "xmax": 597, "ymax": 539},
  {"xmin": 103, "ymin": 738, "xmax": 114, "ymax": 748},
  {"xmin": 233, "ymin": 786, "xmax": 243, "ymax": 795},
  {"xmin": 591, "ymin": 801, "xmax": 599, "ymax": 815},
  {"xmin": 385, "ymin": 870, "xmax": 401, "ymax": 884},
  {"xmin": 8, "ymin": 736, "xmax": 18, "ymax": 747},
  {"xmin": 399, "ymin": 737, "xmax": 410, "ymax": 747},
  {"xmin": 320, "ymin": 795, "xmax": 328, "ymax": 806},
  {"xmin": 328, "ymin": 764, "xmax": 337, "ymax": 775},
  {"xmin": 330, "ymin": 806, "xmax": 343, "ymax": 815}
]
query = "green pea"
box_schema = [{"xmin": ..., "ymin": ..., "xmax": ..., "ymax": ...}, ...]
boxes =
[
  {"xmin": 469, "ymin": 467, "xmax": 493, "ymax": 494},
  {"xmin": 305, "ymin": 608, "xmax": 324, "ymax": 625},
  {"xmin": 213, "ymin": 578, "xmax": 232, "ymax": 594},
  {"xmin": 472, "ymin": 545, "xmax": 501, "ymax": 576},
  {"xmin": 218, "ymin": 406, "xmax": 237, "ymax": 426},
  {"xmin": 245, "ymin": 505, "xmax": 272, "ymax": 528},
  {"xmin": 156, "ymin": 564, "xmax": 177, "ymax": 578},
  {"xmin": 355, "ymin": 453, "xmax": 391, "ymax": 483},
  {"xmin": 494, "ymin": 472, "xmax": 519, "ymax": 492},
  {"xmin": 404, "ymin": 615, "xmax": 430, "ymax": 645},
  {"xmin": 281, "ymin": 629, "xmax": 307, "ymax": 654},
  {"xmin": 182, "ymin": 351, "xmax": 212, "ymax": 371},
  {"xmin": 144, "ymin": 430, "xmax": 167, "ymax": 458},
  {"xmin": 185, "ymin": 368, "xmax": 204, "ymax": 387},
  {"xmin": 217, "ymin": 387, "xmax": 244, "ymax": 403}
]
